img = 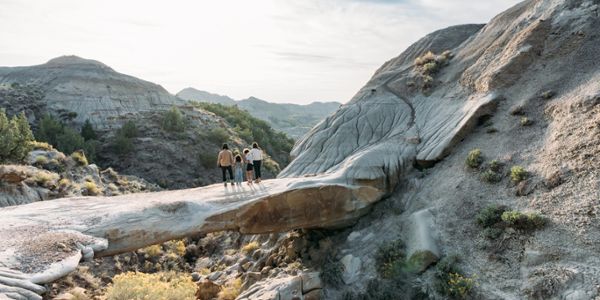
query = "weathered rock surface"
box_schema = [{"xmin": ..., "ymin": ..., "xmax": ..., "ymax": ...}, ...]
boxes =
[{"xmin": 0, "ymin": 177, "xmax": 380, "ymax": 297}]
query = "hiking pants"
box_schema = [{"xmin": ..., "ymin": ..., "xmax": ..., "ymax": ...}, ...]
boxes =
[
  {"xmin": 253, "ymin": 160, "xmax": 262, "ymax": 179},
  {"xmin": 221, "ymin": 166, "xmax": 233, "ymax": 182}
]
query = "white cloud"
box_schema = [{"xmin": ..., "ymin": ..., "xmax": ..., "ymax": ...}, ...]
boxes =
[{"xmin": 0, "ymin": 0, "xmax": 521, "ymax": 103}]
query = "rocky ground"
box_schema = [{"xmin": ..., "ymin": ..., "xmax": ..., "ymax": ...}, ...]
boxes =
[{"xmin": 0, "ymin": 144, "xmax": 158, "ymax": 207}]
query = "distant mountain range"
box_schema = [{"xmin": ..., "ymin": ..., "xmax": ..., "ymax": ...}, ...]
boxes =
[{"xmin": 177, "ymin": 88, "xmax": 341, "ymax": 139}]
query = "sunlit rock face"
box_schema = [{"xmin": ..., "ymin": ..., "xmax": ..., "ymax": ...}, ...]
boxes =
[
  {"xmin": 0, "ymin": 55, "xmax": 183, "ymax": 129},
  {"xmin": 279, "ymin": 24, "xmax": 491, "ymax": 193}
]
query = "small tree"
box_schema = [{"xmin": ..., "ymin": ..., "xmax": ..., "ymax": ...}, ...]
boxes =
[
  {"xmin": 0, "ymin": 110, "xmax": 34, "ymax": 163},
  {"xmin": 56, "ymin": 127, "xmax": 85, "ymax": 154},
  {"xmin": 81, "ymin": 119, "xmax": 98, "ymax": 141},
  {"xmin": 36, "ymin": 114, "xmax": 63, "ymax": 146},
  {"xmin": 120, "ymin": 120, "xmax": 138, "ymax": 138},
  {"xmin": 162, "ymin": 107, "xmax": 186, "ymax": 132}
]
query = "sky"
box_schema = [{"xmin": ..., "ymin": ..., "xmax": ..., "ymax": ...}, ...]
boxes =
[{"xmin": 0, "ymin": 0, "xmax": 521, "ymax": 104}]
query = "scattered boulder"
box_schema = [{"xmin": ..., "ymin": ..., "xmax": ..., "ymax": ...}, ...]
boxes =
[{"xmin": 195, "ymin": 279, "xmax": 221, "ymax": 300}]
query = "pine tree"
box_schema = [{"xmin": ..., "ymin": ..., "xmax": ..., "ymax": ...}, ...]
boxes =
[
  {"xmin": 0, "ymin": 110, "xmax": 34, "ymax": 163},
  {"xmin": 81, "ymin": 119, "xmax": 97, "ymax": 141}
]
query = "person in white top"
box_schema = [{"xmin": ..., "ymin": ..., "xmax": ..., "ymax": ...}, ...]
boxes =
[
  {"xmin": 249, "ymin": 142, "xmax": 263, "ymax": 183},
  {"xmin": 243, "ymin": 148, "xmax": 254, "ymax": 185}
]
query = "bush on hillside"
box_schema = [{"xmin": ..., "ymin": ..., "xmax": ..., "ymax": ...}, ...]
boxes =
[
  {"xmin": 36, "ymin": 114, "xmax": 64, "ymax": 145},
  {"xmin": 465, "ymin": 149, "xmax": 483, "ymax": 169},
  {"xmin": 476, "ymin": 204, "xmax": 509, "ymax": 228},
  {"xmin": 113, "ymin": 134, "xmax": 134, "ymax": 155},
  {"xmin": 111, "ymin": 121, "xmax": 138, "ymax": 155},
  {"xmin": 120, "ymin": 120, "xmax": 138, "ymax": 138},
  {"xmin": 206, "ymin": 127, "xmax": 229, "ymax": 144},
  {"xmin": 434, "ymin": 255, "xmax": 476, "ymax": 299},
  {"xmin": 36, "ymin": 114, "xmax": 99, "ymax": 162},
  {"xmin": 501, "ymin": 211, "xmax": 546, "ymax": 230},
  {"xmin": 81, "ymin": 119, "xmax": 97, "ymax": 141},
  {"xmin": 162, "ymin": 107, "xmax": 186, "ymax": 132},
  {"xmin": 71, "ymin": 151, "xmax": 88, "ymax": 166},
  {"xmin": 0, "ymin": 110, "xmax": 34, "ymax": 163},
  {"xmin": 510, "ymin": 166, "xmax": 528, "ymax": 183},
  {"xmin": 375, "ymin": 239, "xmax": 406, "ymax": 278}
]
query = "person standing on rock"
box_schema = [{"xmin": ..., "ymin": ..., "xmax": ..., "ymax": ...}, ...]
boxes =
[
  {"xmin": 243, "ymin": 148, "xmax": 254, "ymax": 185},
  {"xmin": 249, "ymin": 142, "xmax": 263, "ymax": 183},
  {"xmin": 217, "ymin": 143, "xmax": 235, "ymax": 187},
  {"xmin": 233, "ymin": 154, "xmax": 244, "ymax": 186}
]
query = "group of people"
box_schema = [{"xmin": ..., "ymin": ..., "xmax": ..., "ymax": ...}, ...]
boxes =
[{"xmin": 217, "ymin": 142, "xmax": 263, "ymax": 186}]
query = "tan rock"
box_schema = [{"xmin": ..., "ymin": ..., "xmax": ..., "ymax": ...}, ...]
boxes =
[{"xmin": 195, "ymin": 279, "xmax": 221, "ymax": 300}]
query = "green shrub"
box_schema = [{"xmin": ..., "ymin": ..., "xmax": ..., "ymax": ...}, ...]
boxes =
[
  {"xmin": 375, "ymin": 240, "xmax": 405, "ymax": 278},
  {"xmin": 205, "ymin": 127, "xmax": 229, "ymax": 144},
  {"xmin": 29, "ymin": 141, "xmax": 53, "ymax": 151},
  {"xmin": 33, "ymin": 171, "xmax": 58, "ymax": 187},
  {"xmin": 489, "ymin": 160, "xmax": 501, "ymax": 172},
  {"xmin": 113, "ymin": 134, "xmax": 134, "ymax": 155},
  {"xmin": 480, "ymin": 169, "xmax": 501, "ymax": 183},
  {"xmin": 80, "ymin": 119, "xmax": 97, "ymax": 141},
  {"xmin": 71, "ymin": 151, "xmax": 88, "ymax": 166},
  {"xmin": 476, "ymin": 205, "xmax": 508, "ymax": 228},
  {"xmin": 0, "ymin": 110, "xmax": 34, "ymax": 163},
  {"xmin": 162, "ymin": 107, "xmax": 186, "ymax": 132},
  {"xmin": 320, "ymin": 258, "xmax": 344, "ymax": 287},
  {"xmin": 501, "ymin": 211, "xmax": 546, "ymax": 230},
  {"xmin": 84, "ymin": 181, "xmax": 100, "ymax": 196},
  {"xmin": 120, "ymin": 120, "xmax": 138, "ymax": 138},
  {"xmin": 447, "ymin": 272, "xmax": 477, "ymax": 299},
  {"xmin": 35, "ymin": 155, "xmax": 48, "ymax": 165},
  {"xmin": 105, "ymin": 272, "xmax": 195, "ymax": 300},
  {"xmin": 481, "ymin": 227, "xmax": 504, "ymax": 239},
  {"xmin": 56, "ymin": 127, "xmax": 86, "ymax": 154},
  {"xmin": 465, "ymin": 149, "xmax": 483, "ymax": 168},
  {"xmin": 198, "ymin": 152, "xmax": 215, "ymax": 169},
  {"xmin": 434, "ymin": 255, "xmax": 475, "ymax": 299},
  {"xmin": 510, "ymin": 166, "xmax": 527, "ymax": 183},
  {"xmin": 36, "ymin": 114, "xmax": 63, "ymax": 146}
]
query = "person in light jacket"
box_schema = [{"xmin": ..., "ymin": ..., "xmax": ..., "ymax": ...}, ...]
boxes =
[
  {"xmin": 217, "ymin": 143, "xmax": 235, "ymax": 186},
  {"xmin": 249, "ymin": 142, "xmax": 263, "ymax": 183}
]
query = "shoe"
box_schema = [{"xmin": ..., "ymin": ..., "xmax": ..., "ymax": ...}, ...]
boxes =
[
  {"xmin": 224, "ymin": 182, "xmax": 227, "ymax": 187},
  {"xmin": 230, "ymin": 182, "xmax": 235, "ymax": 186}
]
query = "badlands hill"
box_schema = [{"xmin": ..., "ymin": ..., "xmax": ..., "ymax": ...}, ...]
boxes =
[
  {"xmin": 1, "ymin": 0, "xmax": 599, "ymax": 299},
  {"xmin": 0, "ymin": 56, "xmax": 183, "ymax": 129},
  {"xmin": 0, "ymin": 57, "xmax": 293, "ymax": 188},
  {"xmin": 177, "ymin": 88, "xmax": 341, "ymax": 139}
]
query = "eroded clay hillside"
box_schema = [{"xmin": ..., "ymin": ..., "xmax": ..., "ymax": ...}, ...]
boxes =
[{"xmin": 0, "ymin": 56, "xmax": 183, "ymax": 130}]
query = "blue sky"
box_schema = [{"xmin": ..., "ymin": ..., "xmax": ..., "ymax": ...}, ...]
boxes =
[{"xmin": 0, "ymin": 0, "xmax": 521, "ymax": 104}]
